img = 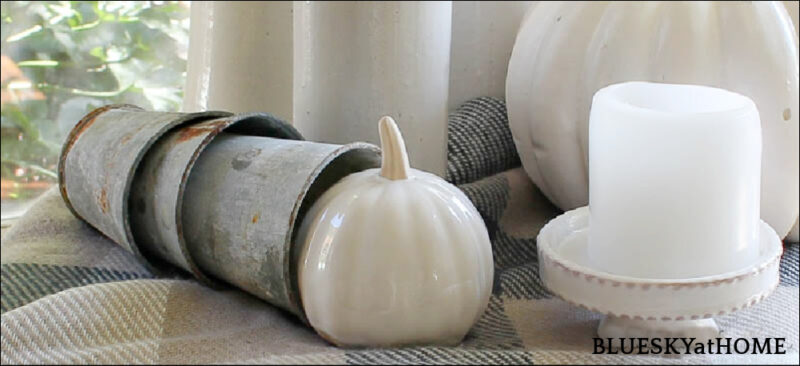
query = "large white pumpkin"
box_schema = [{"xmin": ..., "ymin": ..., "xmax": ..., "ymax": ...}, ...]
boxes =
[
  {"xmin": 506, "ymin": 1, "xmax": 799, "ymax": 238},
  {"xmin": 784, "ymin": 0, "xmax": 799, "ymax": 243}
]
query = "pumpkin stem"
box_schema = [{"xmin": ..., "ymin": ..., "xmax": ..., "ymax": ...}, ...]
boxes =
[{"xmin": 379, "ymin": 116, "xmax": 411, "ymax": 180}]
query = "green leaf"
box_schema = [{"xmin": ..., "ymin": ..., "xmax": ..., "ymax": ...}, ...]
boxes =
[
  {"xmin": 5, "ymin": 24, "xmax": 43, "ymax": 42},
  {"xmin": 17, "ymin": 59, "xmax": 59, "ymax": 67},
  {"xmin": 70, "ymin": 19, "xmax": 100, "ymax": 31},
  {"xmin": 1, "ymin": 0, "xmax": 191, "ymax": 193},
  {"xmin": 1, "ymin": 104, "xmax": 39, "ymax": 140},
  {"xmin": 142, "ymin": 86, "xmax": 182, "ymax": 111},
  {"xmin": 88, "ymin": 45, "xmax": 104, "ymax": 60},
  {"xmin": 1, "ymin": 134, "xmax": 56, "ymax": 171},
  {"xmin": 0, "ymin": 158, "xmax": 57, "ymax": 179}
]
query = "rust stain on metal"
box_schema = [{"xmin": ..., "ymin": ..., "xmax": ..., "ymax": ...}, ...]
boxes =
[
  {"xmin": 252, "ymin": 213, "xmax": 260, "ymax": 223},
  {"xmin": 71, "ymin": 108, "xmax": 104, "ymax": 141},
  {"xmin": 98, "ymin": 188, "xmax": 109, "ymax": 214},
  {"xmin": 176, "ymin": 120, "xmax": 230, "ymax": 143},
  {"xmin": 120, "ymin": 134, "xmax": 132, "ymax": 144},
  {"xmin": 58, "ymin": 104, "xmax": 142, "ymax": 215},
  {"xmin": 121, "ymin": 121, "xmax": 151, "ymax": 145},
  {"xmin": 64, "ymin": 104, "xmax": 140, "ymax": 156}
]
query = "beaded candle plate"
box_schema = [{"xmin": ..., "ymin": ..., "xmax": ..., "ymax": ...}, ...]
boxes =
[{"xmin": 537, "ymin": 206, "xmax": 783, "ymax": 342}]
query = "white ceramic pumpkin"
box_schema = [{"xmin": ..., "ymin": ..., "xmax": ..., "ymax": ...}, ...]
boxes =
[
  {"xmin": 506, "ymin": 1, "xmax": 799, "ymax": 239},
  {"xmin": 296, "ymin": 117, "xmax": 494, "ymax": 347}
]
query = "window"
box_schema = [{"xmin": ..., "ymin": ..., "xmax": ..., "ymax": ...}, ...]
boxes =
[{"xmin": 1, "ymin": 1, "xmax": 190, "ymax": 222}]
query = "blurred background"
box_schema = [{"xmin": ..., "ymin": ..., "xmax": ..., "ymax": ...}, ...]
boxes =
[{"xmin": 1, "ymin": 1, "xmax": 190, "ymax": 221}]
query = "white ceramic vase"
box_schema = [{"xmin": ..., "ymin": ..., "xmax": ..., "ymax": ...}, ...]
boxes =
[
  {"xmin": 292, "ymin": 1, "xmax": 452, "ymax": 176},
  {"xmin": 183, "ymin": 1, "xmax": 294, "ymax": 122},
  {"xmin": 448, "ymin": 1, "xmax": 534, "ymax": 110}
]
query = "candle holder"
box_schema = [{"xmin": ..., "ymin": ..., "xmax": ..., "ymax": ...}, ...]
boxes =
[
  {"xmin": 538, "ymin": 207, "xmax": 782, "ymax": 341},
  {"xmin": 537, "ymin": 82, "xmax": 783, "ymax": 343}
]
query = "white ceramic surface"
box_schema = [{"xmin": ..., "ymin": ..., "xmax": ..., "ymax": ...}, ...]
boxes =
[
  {"xmin": 785, "ymin": 0, "xmax": 800, "ymax": 243},
  {"xmin": 538, "ymin": 206, "xmax": 783, "ymax": 341},
  {"xmin": 183, "ymin": 1, "xmax": 293, "ymax": 121},
  {"xmin": 293, "ymin": 2, "xmax": 451, "ymax": 176},
  {"xmin": 296, "ymin": 117, "xmax": 494, "ymax": 347},
  {"xmin": 448, "ymin": 1, "xmax": 534, "ymax": 111},
  {"xmin": 506, "ymin": 1, "xmax": 800, "ymax": 239},
  {"xmin": 588, "ymin": 82, "xmax": 762, "ymax": 279}
]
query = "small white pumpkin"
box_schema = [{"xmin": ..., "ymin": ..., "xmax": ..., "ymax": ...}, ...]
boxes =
[
  {"xmin": 506, "ymin": 1, "xmax": 799, "ymax": 238},
  {"xmin": 296, "ymin": 116, "xmax": 494, "ymax": 347}
]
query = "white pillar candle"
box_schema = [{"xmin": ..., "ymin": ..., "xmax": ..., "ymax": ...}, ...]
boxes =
[
  {"xmin": 588, "ymin": 82, "xmax": 761, "ymax": 279},
  {"xmin": 293, "ymin": 1, "xmax": 452, "ymax": 176},
  {"xmin": 183, "ymin": 1, "xmax": 294, "ymax": 122},
  {"xmin": 448, "ymin": 1, "xmax": 534, "ymax": 111}
]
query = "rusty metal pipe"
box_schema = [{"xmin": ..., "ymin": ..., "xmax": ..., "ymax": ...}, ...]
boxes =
[
  {"xmin": 60, "ymin": 105, "xmax": 381, "ymax": 320},
  {"xmin": 181, "ymin": 134, "xmax": 380, "ymax": 318},
  {"xmin": 58, "ymin": 105, "xmax": 231, "ymax": 264},
  {"xmin": 128, "ymin": 113, "xmax": 303, "ymax": 284}
]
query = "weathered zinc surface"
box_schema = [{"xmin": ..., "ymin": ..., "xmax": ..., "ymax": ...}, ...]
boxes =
[
  {"xmin": 182, "ymin": 135, "xmax": 381, "ymax": 318},
  {"xmin": 58, "ymin": 104, "xmax": 230, "ymax": 264},
  {"xmin": 60, "ymin": 105, "xmax": 382, "ymax": 320},
  {"xmin": 128, "ymin": 113, "xmax": 303, "ymax": 285}
]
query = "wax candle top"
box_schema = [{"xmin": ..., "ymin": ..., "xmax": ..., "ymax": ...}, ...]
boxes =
[
  {"xmin": 597, "ymin": 81, "xmax": 757, "ymax": 119},
  {"xmin": 588, "ymin": 81, "xmax": 761, "ymax": 279}
]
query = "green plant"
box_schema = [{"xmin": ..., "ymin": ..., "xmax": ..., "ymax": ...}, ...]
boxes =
[{"xmin": 0, "ymin": 1, "xmax": 189, "ymax": 209}]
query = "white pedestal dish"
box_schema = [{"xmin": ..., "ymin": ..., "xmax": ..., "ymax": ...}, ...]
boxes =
[{"xmin": 538, "ymin": 207, "xmax": 783, "ymax": 343}]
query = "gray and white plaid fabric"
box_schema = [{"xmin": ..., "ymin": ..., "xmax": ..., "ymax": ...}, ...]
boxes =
[
  {"xmin": 446, "ymin": 97, "xmax": 521, "ymax": 186},
  {"xmin": 2, "ymin": 98, "xmax": 798, "ymax": 364}
]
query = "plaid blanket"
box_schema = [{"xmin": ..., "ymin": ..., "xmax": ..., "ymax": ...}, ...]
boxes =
[{"xmin": 2, "ymin": 98, "xmax": 798, "ymax": 364}]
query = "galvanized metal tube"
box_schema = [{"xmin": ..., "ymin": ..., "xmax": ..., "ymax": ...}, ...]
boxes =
[
  {"xmin": 181, "ymin": 135, "xmax": 381, "ymax": 318},
  {"xmin": 128, "ymin": 113, "xmax": 303, "ymax": 284},
  {"xmin": 58, "ymin": 105, "xmax": 231, "ymax": 263},
  {"xmin": 61, "ymin": 105, "xmax": 380, "ymax": 319}
]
